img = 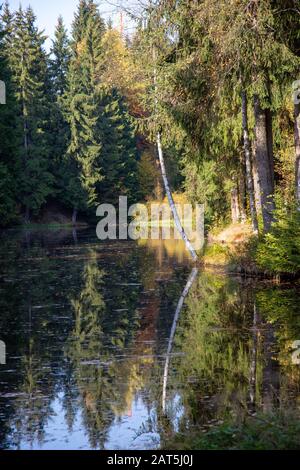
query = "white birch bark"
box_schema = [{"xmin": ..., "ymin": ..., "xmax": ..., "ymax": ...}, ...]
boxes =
[
  {"xmin": 157, "ymin": 133, "xmax": 198, "ymax": 261},
  {"xmin": 162, "ymin": 267, "xmax": 198, "ymax": 414}
]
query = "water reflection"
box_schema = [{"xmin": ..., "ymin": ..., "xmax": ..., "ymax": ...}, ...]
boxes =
[{"xmin": 0, "ymin": 228, "xmax": 299, "ymax": 449}]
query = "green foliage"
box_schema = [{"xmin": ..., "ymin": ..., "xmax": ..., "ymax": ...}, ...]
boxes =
[
  {"xmin": 165, "ymin": 410, "xmax": 300, "ymax": 450},
  {"xmin": 256, "ymin": 207, "xmax": 300, "ymax": 275},
  {"xmin": 137, "ymin": 151, "xmax": 160, "ymax": 200},
  {"xmin": 1, "ymin": 0, "xmax": 141, "ymax": 225},
  {"xmin": 48, "ymin": 17, "xmax": 71, "ymax": 203},
  {"xmin": 0, "ymin": 162, "xmax": 17, "ymax": 226},
  {"xmin": 0, "ymin": 3, "xmax": 19, "ymax": 226},
  {"xmin": 50, "ymin": 15, "xmax": 71, "ymax": 96},
  {"xmin": 63, "ymin": 0, "xmax": 105, "ymax": 214},
  {"xmin": 97, "ymin": 88, "xmax": 139, "ymax": 205},
  {"xmin": 183, "ymin": 158, "xmax": 227, "ymax": 226},
  {"xmin": 7, "ymin": 6, "xmax": 54, "ymax": 219},
  {"xmin": 136, "ymin": 0, "xmax": 300, "ymax": 235},
  {"xmin": 1, "ymin": 0, "xmax": 300, "ymax": 242}
]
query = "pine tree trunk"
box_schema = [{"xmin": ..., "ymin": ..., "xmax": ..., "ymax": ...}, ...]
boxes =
[
  {"xmin": 239, "ymin": 174, "xmax": 247, "ymax": 223},
  {"xmin": 156, "ymin": 132, "xmax": 198, "ymax": 261},
  {"xmin": 253, "ymin": 95, "xmax": 275, "ymax": 232},
  {"xmin": 241, "ymin": 90, "xmax": 258, "ymax": 233},
  {"xmin": 294, "ymin": 101, "xmax": 300, "ymax": 204},
  {"xmin": 266, "ymin": 79, "xmax": 275, "ymax": 190},
  {"xmin": 252, "ymin": 146, "xmax": 262, "ymax": 216},
  {"xmin": 231, "ymin": 186, "xmax": 240, "ymax": 224},
  {"xmin": 266, "ymin": 108, "xmax": 275, "ymax": 190},
  {"xmin": 72, "ymin": 208, "xmax": 78, "ymax": 226}
]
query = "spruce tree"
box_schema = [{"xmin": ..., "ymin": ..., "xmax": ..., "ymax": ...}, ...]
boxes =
[
  {"xmin": 50, "ymin": 15, "xmax": 71, "ymax": 97},
  {"xmin": 97, "ymin": 88, "xmax": 138, "ymax": 205},
  {"xmin": 49, "ymin": 16, "xmax": 71, "ymax": 207},
  {"xmin": 0, "ymin": 3, "xmax": 19, "ymax": 226},
  {"xmin": 9, "ymin": 6, "xmax": 53, "ymax": 222},
  {"xmin": 64, "ymin": 0, "xmax": 105, "ymax": 222}
]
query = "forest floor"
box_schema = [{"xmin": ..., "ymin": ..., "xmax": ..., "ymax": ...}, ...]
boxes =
[{"xmin": 202, "ymin": 222, "xmax": 260, "ymax": 276}]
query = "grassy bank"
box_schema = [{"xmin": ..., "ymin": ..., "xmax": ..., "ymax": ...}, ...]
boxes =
[
  {"xmin": 202, "ymin": 212, "xmax": 300, "ymax": 280},
  {"xmin": 163, "ymin": 410, "xmax": 300, "ymax": 450}
]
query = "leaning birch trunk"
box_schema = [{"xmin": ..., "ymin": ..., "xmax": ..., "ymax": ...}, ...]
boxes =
[
  {"xmin": 162, "ymin": 267, "xmax": 198, "ymax": 414},
  {"xmin": 157, "ymin": 132, "xmax": 198, "ymax": 261},
  {"xmin": 241, "ymin": 90, "xmax": 258, "ymax": 234},
  {"xmin": 294, "ymin": 100, "xmax": 300, "ymax": 205},
  {"xmin": 152, "ymin": 39, "xmax": 198, "ymax": 262}
]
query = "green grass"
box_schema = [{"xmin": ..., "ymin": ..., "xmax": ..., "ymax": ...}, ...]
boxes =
[
  {"xmin": 201, "ymin": 243, "xmax": 231, "ymax": 266},
  {"xmin": 163, "ymin": 411, "xmax": 300, "ymax": 450}
]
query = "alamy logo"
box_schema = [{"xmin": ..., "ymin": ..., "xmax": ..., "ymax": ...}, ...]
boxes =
[
  {"xmin": 96, "ymin": 197, "xmax": 205, "ymax": 251},
  {"xmin": 0, "ymin": 80, "xmax": 6, "ymax": 105},
  {"xmin": 0, "ymin": 341, "xmax": 6, "ymax": 365}
]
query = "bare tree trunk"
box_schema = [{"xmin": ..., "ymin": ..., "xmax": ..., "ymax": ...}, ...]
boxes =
[
  {"xmin": 162, "ymin": 268, "xmax": 198, "ymax": 414},
  {"xmin": 241, "ymin": 90, "xmax": 258, "ymax": 234},
  {"xmin": 266, "ymin": 108, "xmax": 275, "ymax": 190},
  {"xmin": 266, "ymin": 79, "xmax": 275, "ymax": 190},
  {"xmin": 294, "ymin": 101, "xmax": 300, "ymax": 204},
  {"xmin": 239, "ymin": 174, "xmax": 247, "ymax": 223},
  {"xmin": 253, "ymin": 95, "xmax": 275, "ymax": 232},
  {"xmin": 252, "ymin": 146, "xmax": 262, "ymax": 216},
  {"xmin": 231, "ymin": 186, "xmax": 240, "ymax": 223},
  {"xmin": 72, "ymin": 208, "xmax": 78, "ymax": 226},
  {"xmin": 157, "ymin": 133, "xmax": 198, "ymax": 261}
]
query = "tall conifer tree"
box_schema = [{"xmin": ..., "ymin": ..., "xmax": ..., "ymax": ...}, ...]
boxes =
[
  {"xmin": 0, "ymin": 3, "xmax": 19, "ymax": 226},
  {"xmin": 9, "ymin": 6, "xmax": 53, "ymax": 222},
  {"xmin": 97, "ymin": 88, "xmax": 138, "ymax": 205},
  {"xmin": 64, "ymin": 0, "xmax": 105, "ymax": 222},
  {"xmin": 49, "ymin": 16, "xmax": 71, "ymax": 206}
]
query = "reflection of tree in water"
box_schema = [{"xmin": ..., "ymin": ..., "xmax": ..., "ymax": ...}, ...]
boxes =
[
  {"xmin": 256, "ymin": 287, "xmax": 300, "ymax": 409},
  {"xmin": 65, "ymin": 250, "xmax": 143, "ymax": 449},
  {"xmin": 63, "ymin": 244, "xmax": 192, "ymax": 449},
  {"xmin": 158, "ymin": 274, "xmax": 300, "ymax": 446},
  {"xmin": 2, "ymin": 230, "xmax": 300, "ymax": 450},
  {"xmin": 159, "ymin": 273, "xmax": 264, "ymax": 438},
  {"xmin": 10, "ymin": 338, "xmax": 55, "ymax": 449},
  {"xmin": 0, "ymin": 231, "xmax": 86, "ymax": 448}
]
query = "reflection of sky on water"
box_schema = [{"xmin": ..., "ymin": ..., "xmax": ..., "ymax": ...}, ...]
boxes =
[{"xmin": 12, "ymin": 394, "xmax": 160, "ymax": 450}]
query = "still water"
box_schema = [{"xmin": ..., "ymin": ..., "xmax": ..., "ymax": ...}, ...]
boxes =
[{"xmin": 0, "ymin": 228, "xmax": 299, "ymax": 450}]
